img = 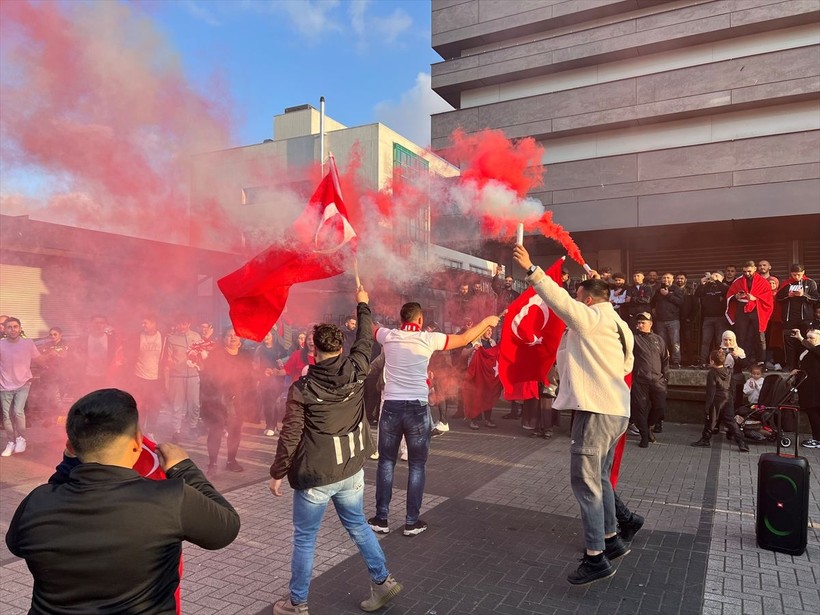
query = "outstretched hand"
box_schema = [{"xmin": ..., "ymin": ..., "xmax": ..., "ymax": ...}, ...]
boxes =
[{"xmin": 513, "ymin": 245, "xmax": 533, "ymax": 271}]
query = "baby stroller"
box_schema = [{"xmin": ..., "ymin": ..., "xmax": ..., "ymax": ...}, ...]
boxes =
[{"xmin": 735, "ymin": 372, "xmax": 806, "ymax": 448}]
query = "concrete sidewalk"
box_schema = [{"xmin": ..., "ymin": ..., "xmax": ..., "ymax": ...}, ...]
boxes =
[{"xmin": 1, "ymin": 416, "xmax": 818, "ymax": 614}]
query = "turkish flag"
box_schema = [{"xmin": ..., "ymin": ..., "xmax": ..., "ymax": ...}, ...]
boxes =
[
  {"xmin": 498, "ymin": 257, "xmax": 566, "ymax": 396},
  {"xmin": 725, "ymin": 273, "xmax": 774, "ymax": 332},
  {"xmin": 218, "ymin": 156, "xmax": 357, "ymax": 341},
  {"xmin": 462, "ymin": 345, "xmax": 503, "ymax": 419}
]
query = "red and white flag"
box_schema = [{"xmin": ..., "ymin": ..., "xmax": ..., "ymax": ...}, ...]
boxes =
[
  {"xmin": 218, "ymin": 156, "xmax": 357, "ymax": 341},
  {"xmin": 498, "ymin": 257, "xmax": 566, "ymax": 395},
  {"xmin": 462, "ymin": 345, "xmax": 503, "ymax": 419}
]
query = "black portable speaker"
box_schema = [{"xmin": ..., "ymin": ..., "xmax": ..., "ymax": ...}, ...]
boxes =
[{"xmin": 756, "ymin": 406, "xmax": 810, "ymax": 556}]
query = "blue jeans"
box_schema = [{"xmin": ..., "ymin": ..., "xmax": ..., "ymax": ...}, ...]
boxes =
[
  {"xmin": 654, "ymin": 319, "xmax": 681, "ymax": 364},
  {"xmin": 375, "ymin": 400, "xmax": 432, "ymax": 525},
  {"xmin": 570, "ymin": 411, "xmax": 628, "ymax": 552},
  {"xmin": 290, "ymin": 469, "xmax": 389, "ymax": 604},
  {"xmin": 1, "ymin": 384, "xmax": 30, "ymax": 439}
]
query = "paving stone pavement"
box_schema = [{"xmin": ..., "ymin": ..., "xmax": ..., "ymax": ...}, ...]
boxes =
[{"xmin": 1, "ymin": 419, "xmax": 819, "ymax": 614}]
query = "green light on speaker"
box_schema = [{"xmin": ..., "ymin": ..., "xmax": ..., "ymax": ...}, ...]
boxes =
[
  {"xmin": 764, "ymin": 516, "xmax": 792, "ymax": 537},
  {"xmin": 771, "ymin": 473, "xmax": 797, "ymax": 492}
]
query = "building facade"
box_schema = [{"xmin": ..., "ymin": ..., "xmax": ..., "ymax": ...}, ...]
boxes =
[{"xmin": 431, "ymin": 0, "xmax": 820, "ymax": 279}]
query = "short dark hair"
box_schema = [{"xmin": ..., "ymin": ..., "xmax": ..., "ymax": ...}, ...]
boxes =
[
  {"xmin": 400, "ymin": 302, "xmax": 422, "ymax": 323},
  {"xmin": 50, "ymin": 326, "xmax": 62, "ymax": 334},
  {"xmin": 313, "ymin": 323, "xmax": 344, "ymax": 353},
  {"xmin": 710, "ymin": 349, "xmax": 726, "ymax": 366},
  {"xmin": 675, "ymin": 272, "xmax": 687, "ymax": 278},
  {"xmin": 743, "ymin": 260, "xmax": 755, "ymax": 268},
  {"xmin": 5, "ymin": 317, "xmax": 21, "ymax": 327},
  {"xmin": 600, "ymin": 266, "xmax": 612, "ymax": 274},
  {"xmin": 221, "ymin": 327, "xmax": 236, "ymax": 339},
  {"xmin": 613, "ymin": 272, "xmax": 626, "ymax": 280},
  {"xmin": 632, "ymin": 270, "xmax": 644, "ymax": 276},
  {"xmin": 577, "ymin": 279, "xmax": 610, "ymax": 301},
  {"xmin": 790, "ymin": 263, "xmax": 805, "ymax": 273},
  {"xmin": 66, "ymin": 389, "xmax": 139, "ymax": 459}
]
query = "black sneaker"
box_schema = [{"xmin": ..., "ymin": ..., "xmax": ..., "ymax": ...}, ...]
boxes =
[
  {"xmin": 501, "ymin": 413, "xmax": 519, "ymax": 420},
  {"xmin": 654, "ymin": 422, "xmax": 663, "ymax": 433},
  {"xmin": 604, "ymin": 536, "xmax": 631, "ymax": 560},
  {"xmin": 690, "ymin": 438, "xmax": 711, "ymax": 447},
  {"xmin": 619, "ymin": 513, "xmax": 644, "ymax": 541},
  {"xmin": 431, "ymin": 428, "xmax": 443, "ymax": 437},
  {"xmin": 567, "ymin": 553, "xmax": 614, "ymax": 585},
  {"xmin": 738, "ymin": 441, "xmax": 749, "ymax": 452},
  {"xmin": 368, "ymin": 516, "xmax": 389, "ymax": 534},
  {"xmin": 403, "ymin": 520, "xmax": 428, "ymax": 536}
]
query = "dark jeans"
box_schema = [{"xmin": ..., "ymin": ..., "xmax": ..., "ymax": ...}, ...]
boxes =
[
  {"xmin": 206, "ymin": 408, "xmax": 243, "ymax": 464},
  {"xmin": 701, "ymin": 394, "xmax": 744, "ymax": 443},
  {"xmin": 783, "ymin": 320, "xmax": 811, "ymax": 370},
  {"xmin": 375, "ymin": 400, "xmax": 432, "ymax": 525},
  {"xmin": 735, "ymin": 309, "xmax": 764, "ymax": 364},
  {"xmin": 631, "ymin": 379, "xmax": 666, "ymax": 440},
  {"xmin": 654, "ymin": 320, "xmax": 681, "ymax": 365},
  {"xmin": 700, "ymin": 316, "xmax": 727, "ymax": 363}
]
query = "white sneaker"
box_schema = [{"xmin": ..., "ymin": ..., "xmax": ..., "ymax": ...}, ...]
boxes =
[
  {"xmin": 14, "ymin": 436, "xmax": 26, "ymax": 454},
  {"xmin": 800, "ymin": 439, "xmax": 820, "ymax": 449},
  {"xmin": 1, "ymin": 441, "xmax": 15, "ymax": 457},
  {"xmin": 774, "ymin": 363, "xmax": 782, "ymax": 371},
  {"xmin": 436, "ymin": 422, "xmax": 450, "ymax": 432},
  {"xmin": 263, "ymin": 429, "xmax": 276, "ymax": 437}
]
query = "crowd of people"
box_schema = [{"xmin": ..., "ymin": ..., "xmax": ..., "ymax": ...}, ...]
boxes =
[{"xmin": 3, "ymin": 248, "xmax": 820, "ymax": 613}]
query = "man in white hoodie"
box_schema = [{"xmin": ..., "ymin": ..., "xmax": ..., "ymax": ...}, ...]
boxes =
[{"xmin": 514, "ymin": 245, "xmax": 634, "ymax": 586}]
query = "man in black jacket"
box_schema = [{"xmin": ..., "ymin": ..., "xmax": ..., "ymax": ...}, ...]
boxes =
[
  {"xmin": 630, "ymin": 313, "xmax": 669, "ymax": 448},
  {"xmin": 650, "ymin": 272, "xmax": 684, "ymax": 368},
  {"xmin": 269, "ymin": 287, "xmax": 402, "ymax": 615},
  {"xmin": 695, "ymin": 272, "xmax": 730, "ymax": 367},
  {"xmin": 6, "ymin": 388, "xmax": 240, "ymax": 614},
  {"xmin": 776, "ymin": 263, "xmax": 820, "ymax": 370}
]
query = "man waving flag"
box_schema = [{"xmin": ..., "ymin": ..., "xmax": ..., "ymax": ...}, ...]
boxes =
[{"xmin": 218, "ymin": 156, "xmax": 357, "ymax": 341}]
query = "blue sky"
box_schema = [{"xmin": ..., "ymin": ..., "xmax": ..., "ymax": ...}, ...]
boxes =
[{"xmin": 144, "ymin": 0, "xmax": 452, "ymax": 147}]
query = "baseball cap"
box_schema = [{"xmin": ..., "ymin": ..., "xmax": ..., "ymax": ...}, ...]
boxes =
[{"xmin": 636, "ymin": 312, "xmax": 652, "ymax": 321}]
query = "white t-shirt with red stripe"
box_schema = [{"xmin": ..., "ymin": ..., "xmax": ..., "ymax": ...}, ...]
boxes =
[{"xmin": 375, "ymin": 325, "xmax": 449, "ymax": 403}]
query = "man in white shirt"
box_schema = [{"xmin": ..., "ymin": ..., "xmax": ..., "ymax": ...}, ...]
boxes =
[
  {"xmin": 369, "ymin": 302, "xmax": 498, "ymax": 536},
  {"xmin": 0, "ymin": 318, "xmax": 41, "ymax": 456},
  {"xmin": 131, "ymin": 314, "xmax": 164, "ymax": 436}
]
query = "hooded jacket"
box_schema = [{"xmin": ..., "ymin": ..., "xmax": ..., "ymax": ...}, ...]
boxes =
[
  {"xmin": 270, "ymin": 302, "xmax": 375, "ymax": 490},
  {"xmin": 704, "ymin": 365, "xmax": 731, "ymax": 411}
]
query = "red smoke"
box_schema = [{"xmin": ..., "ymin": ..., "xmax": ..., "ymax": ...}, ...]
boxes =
[
  {"xmin": 445, "ymin": 129, "xmax": 543, "ymax": 198},
  {"xmin": 439, "ymin": 129, "xmax": 585, "ymax": 264},
  {"xmin": 0, "ymin": 0, "xmax": 233, "ymax": 242}
]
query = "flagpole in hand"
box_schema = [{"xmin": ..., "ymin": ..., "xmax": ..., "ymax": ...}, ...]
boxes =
[{"xmin": 353, "ymin": 257, "xmax": 362, "ymax": 289}]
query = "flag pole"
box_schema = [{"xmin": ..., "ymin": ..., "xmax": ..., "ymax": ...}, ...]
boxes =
[{"xmin": 353, "ymin": 258, "xmax": 361, "ymax": 289}]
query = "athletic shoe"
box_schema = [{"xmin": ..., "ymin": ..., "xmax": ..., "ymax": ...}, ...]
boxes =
[
  {"xmin": 738, "ymin": 441, "xmax": 749, "ymax": 452},
  {"xmin": 690, "ymin": 438, "xmax": 711, "ymax": 447},
  {"xmin": 436, "ymin": 422, "xmax": 449, "ymax": 432},
  {"xmin": 604, "ymin": 536, "xmax": 631, "ymax": 560},
  {"xmin": 567, "ymin": 553, "xmax": 614, "ymax": 585},
  {"xmin": 13, "ymin": 436, "xmax": 25, "ymax": 454},
  {"xmin": 1, "ymin": 441, "xmax": 15, "ymax": 457},
  {"xmin": 273, "ymin": 598, "xmax": 310, "ymax": 614},
  {"xmin": 773, "ymin": 363, "xmax": 782, "ymax": 371},
  {"xmin": 522, "ymin": 424, "xmax": 535, "ymax": 430},
  {"xmin": 263, "ymin": 429, "xmax": 276, "ymax": 437},
  {"xmin": 360, "ymin": 574, "xmax": 402, "ymax": 612},
  {"xmin": 654, "ymin": 422, "xmax": 663, "ymax": 433},
  {"xmin": 619, "ymin": 513, "xmax": 645, "ymax": 541},
  {"xmin": 368, "ymin": 516, "xmax": 389, "ymax": 533},
  {"xmin": 801, "ymin": 439, "xmax": 820, "ymax": 449},
  {"xmin": 207, "ymin": 463, "xmax": 217, "ymax": 474},
  {"xmin": 626, "ymin": 424, "xmax": 640, "ymax": 436},
  {"xmin": 431, "ymin": 428, "xmax": 443, "ymax": 437},
  {"xmin": 369, "ymin": 451, "xmax": 379, "ymax": 460},
  {"xmin": 484, "ymin": 420, "xmax": 497, "ymax": 429},
  {"xmin": 469, "ymin": 420, "xmax": 480, "ymax": 430},
  {"xmin": 225, "ymin": 460, "xmax": 244, "ymax": 473},
  {"xmin": 403, "ymin": 520, "xmax": 428, "ymax": 536}
]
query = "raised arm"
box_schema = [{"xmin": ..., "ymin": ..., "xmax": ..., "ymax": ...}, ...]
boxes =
[{"xmin": 447, "ymin": 316, "xmax": 500, "ymax": 349}]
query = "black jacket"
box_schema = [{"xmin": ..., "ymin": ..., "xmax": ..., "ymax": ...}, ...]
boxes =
[
  {"xmin": 695, "ymin": 281, "xmax": 729, "ymax": 318},
  {"xmin": 491, "ymin": 274, "xmax": 520, "ymax": 311},
  {"xmin": 775, "ymin": 277, "xmax": 819, "ymax": 324},
  {"xmin": 651, "ymin": 285, "xmax": 684, "ymax": 321},
  {"xmin": 633, "ymin": 331, "xmax": 669, "ymax": 383},
  {"xmin": 797, "ymin": 341, "xmax": 820, "ymax": 409},
  {"xmin": 704, "ymin": 365, "xmax": 731, "ymax": 411},
  {"xmin": 270, "ymin": 302, "xmax": 375, "ymax": 490},
  {"xmin": 6, "ymin": 461, "xmax": 239, "ymax": 615}
]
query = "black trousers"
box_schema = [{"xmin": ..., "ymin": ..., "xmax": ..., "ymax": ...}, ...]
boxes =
[
  {"xmin": 631, "ymin": 379, "xmax": 666, "ymax": 439},
  {"xmin": 735, "ymin": 309, "xmax": 764, "ymax": 364}
]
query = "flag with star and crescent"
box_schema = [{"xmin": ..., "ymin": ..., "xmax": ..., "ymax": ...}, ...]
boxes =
[{"xmin": 498, "ymin": 257, "xmax": 566, "ymax": 394}]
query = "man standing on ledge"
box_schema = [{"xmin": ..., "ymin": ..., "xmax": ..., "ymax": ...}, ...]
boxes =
[
  {"xmin": 513, "ymin": 244, "xmax": 634, "ymax": 585},
  {"xmin": 369, "ymin": 302, "xmax": 499, "ymax": 537}
]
